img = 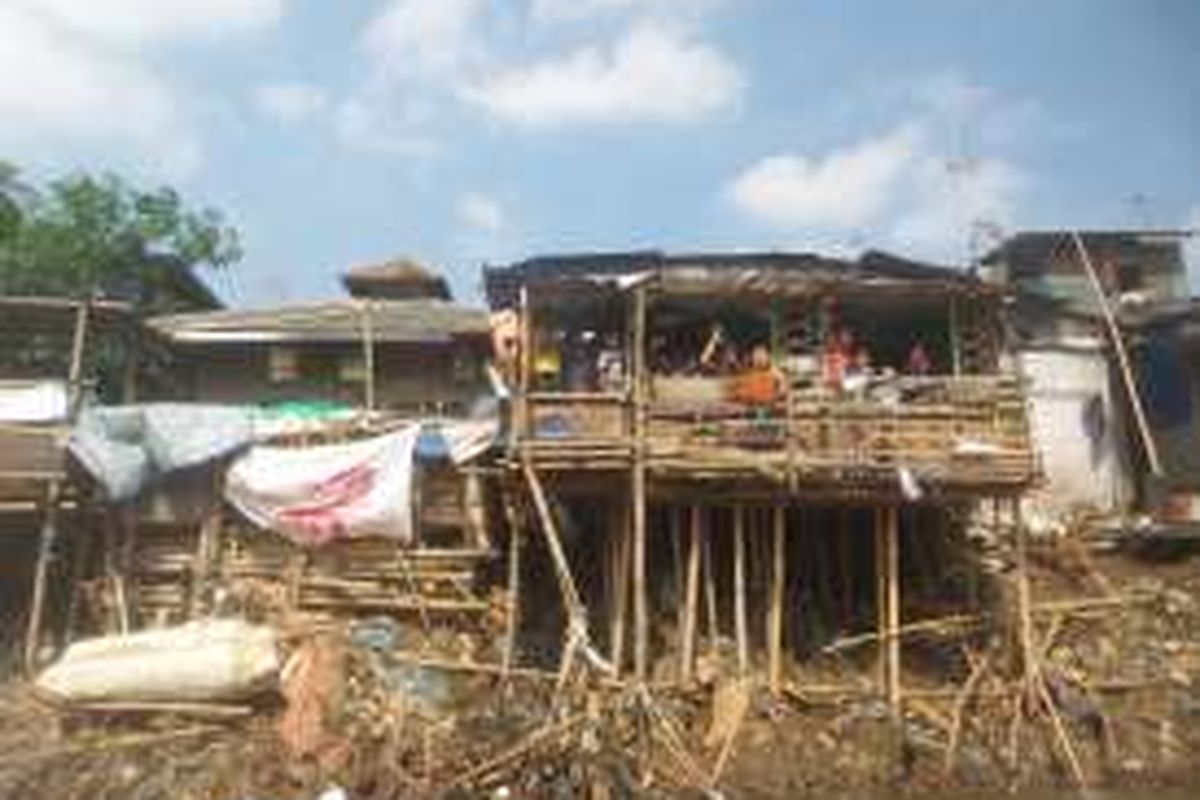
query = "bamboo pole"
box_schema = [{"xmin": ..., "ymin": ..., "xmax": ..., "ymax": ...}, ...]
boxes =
[
  {"xmin": 631, "ymin": 283, "xmax": 649, "ymax": 681},
  {"xmin": 517, "ymin": 286, "xmax": 531, "ymax": 440},
  {"xmin": 703, "ymin": 510, "xmax": 719, "ymax": 654},
  {"xmin": 501, "ymin": 492, "xmax": 523, "ymax": 682},
  {"xmin": 609, "ymin": 494, "xmax": 630, "ymax": 675},
  {"xmin": 359, "ymin": 298, "xmax": 376, "ymax": 413},
  {"xmin": 733, "ymin": 505, "xmax": 749, "ymax": 675},
  {"xmin": 24, "ymin": 480, "xmax": 62, "ymax": 672},
  {"xmin": 768, "ymin": 504, "xmax": 786, "ymax": 693},
  {"xmin": 1070, "ymin": 231, "xmax": 1163, "ymax": 476},
  {"xmin": 875, "ymin": 507, "xmax": 887, "ymax": 694},
  {"xmin": 521, "ymin": 462, "xmax": 585, "ymax": 618},
  {"xmin": 885, "ymin": 505, "xmax": 902, "ymax": 717},
  {"xmin": 680, "ymin": 506, "xmax": 702, "ymax": 683}
]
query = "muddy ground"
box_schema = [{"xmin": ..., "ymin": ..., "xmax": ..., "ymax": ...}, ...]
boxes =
[{"xmin": 0, "ymin": 533, "xmax": 1197, "ymax": 799}]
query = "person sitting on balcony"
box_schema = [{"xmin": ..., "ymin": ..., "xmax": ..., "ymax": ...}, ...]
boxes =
[{"xmin": 731, "ymin": 344, "xmax": 784, "ymax": 409}]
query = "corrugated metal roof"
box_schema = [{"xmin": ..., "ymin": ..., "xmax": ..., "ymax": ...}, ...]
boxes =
[{"xmin": 149, "ymin": 299, "xmax": 489, "ymax": 345}]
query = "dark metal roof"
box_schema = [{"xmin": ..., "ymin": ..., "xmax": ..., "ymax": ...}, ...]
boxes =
[
  {"xmin": 150, "ymin": 298, "xmax": 489, "ymax": 345},
  {"xmin": 484, "ymin": 249, "xmax": 983, "ymax": 308},
  {"xmin": 341, "ymin": 258, "xmax": 452, "ymax": 301}
]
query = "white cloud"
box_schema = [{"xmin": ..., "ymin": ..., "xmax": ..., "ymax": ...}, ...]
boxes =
[
  {"xmin": 728, "ymin": 127, "xmax": 920, "ymax": 229},
  {"xmin": 361, "ymin": 0, "xmax": 485, "ymax": 77},
  {"xmin": 0, "ymin": 2, "xmax": 287, "ymax": 175},
  {"xmin": 13, "ymin": 0, "xmax": 284, "ymax": 48},
  {"xmin": 253, "ymin": 82, "xmax": 328, "ymax": 124},
  {"xmin": 727, "ymin": 77, "xmax": 1032, "ymax": 263},
  {"xmin": 0, "ymin": 5, "xmax": 199, "ymax": 173},
  {"xmin": 458, "ymin": 191, "xmax": 504, "ymax": 234},
  {"xmin": 530, "ymin": 0, "xmax": 716, "ymax": 24},
  {"xmin": 467, "ymin": 22, "xmax": 742, "ymax": 126}
]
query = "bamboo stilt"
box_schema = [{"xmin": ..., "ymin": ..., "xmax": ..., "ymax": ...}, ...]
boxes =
[
  {"xmin": 733, "ymin": 505, "xmax": 749, "ymax": 675},
  {"xmin": 24, "ymin": 479, "xmax": 62, "ymax": 673},
  {"xmin": 632, "ymin": 462, "xmax": 648, "ymax": 680},
  {"xmin": 609, "ymin": 494, "xmax": 630, "ymax": 674},
  {"xmin": 768, "ymin": 504, "xmax": 785, "ymax": 694},
  {"xmin": 703, "ymin": 510, "xmax": 719, "ymax": 654},
  {"xmin": 885, "ymin": 505, "xmax": 902, "ymax": 717},
  {"xmin": 680, "ymin": 506, "xmax": 702, "ymax": 683},
  {"xmin": 501, "ymin": 492, "xmax": 523, "ymax": 682}
]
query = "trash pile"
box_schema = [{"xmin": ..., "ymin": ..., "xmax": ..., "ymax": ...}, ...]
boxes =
[{"xmin": 2, "ymin": 524, "xmax": 1199, "ymax": 799}]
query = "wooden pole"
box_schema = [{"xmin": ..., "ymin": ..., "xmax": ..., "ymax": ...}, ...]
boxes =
[
  {"xmin": 631, "ymin": 283, "xmax": 649, "ymax": 681},
  {"xmin": 875, "ymin": 507, "xmax": 888, "ymax": 696},
  {"xmin": 632, "ymin": 461, "xmax": 648, "ymax": 680},
  {"xmin": 703, "ymin": 510, "xmax": 719, "ymax": 654},
  {"xmin": 28, "ymin": 298, "xmax": 92, "ymax": 669},
  {"xmin": 680, "ymin": 506, "xmax": 702, "ymax": 683},
  {"xmin": 24, "ymin": 480, "xmax": 62, "ymax": 673},
  {"xmin": 517, "ymin": 286, "xmax": 532, "ymax": 440},
  {"xmin": 768, "ymin": 504, "xmax": 786, "ymax": 693},
  {"xmin": 359, "ymin": 299, "xmax": 376, "ymax": 413},
  {"xmin": 885, "ymin": 505, "xmax": 902, "ymax": 717},
  {"xmin": 609, "ymin": 494, "xmax": 630, "ymax": 675},
  {"xmin": 1070, "ymin": 231, "xmax": 1163, "ymax": 476},
  {"xmin": 733, "ymin": 505, "xmax": 749, "ymax": 675},
  {"xmin": 501, "ymin": 492, "xmax": 523, "ymax": 681},
  {"xmin": 67, "ymin": 297, "xmax": 91, "ymax": 416},
  {"xmin": 521, "ymin": 462, "xmax": 584, "ymax": 618}
]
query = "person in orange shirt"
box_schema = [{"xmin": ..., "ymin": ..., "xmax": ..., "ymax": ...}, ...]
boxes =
[{"xmin": 732, "ymin": 344, "xmax": 784, "ymax": 408}]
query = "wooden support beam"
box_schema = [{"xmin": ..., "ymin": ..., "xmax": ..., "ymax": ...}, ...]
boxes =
[
  {"xmin": 885, "ymin": 505, "xmax": 902, "ymax": 717},
  {"xmin": 1070, "ymin": 231, "xmax": 1163, "ymax": 476},
  {"xmin": 733, "ymin": 505, "xmax": 749, "ymax": 675},
  {"xmin": 521, "ymin": 461, "xmax": 585, "ymax": 618},
  {"xmin": 680, "ymin": 506, "xmax": 702, "ymax": 683},
  {"xmin": 631, "ymin": 283, "xmax": 649, "ymax": 682},
  {"xmin": 768, "ymin": 504, "xmax": 786, "ymax": 694},
  {"xmin": 24, "ymin": 479, "xmax": 62, "ymax": 673},
  {"xmin": 703, "ymin": 510, "xmax": 719, "ymax": 655},
  {"xmin": 875, "ymin": 507, "xmax": 888, "ymax": 698},
  {"xmin": 501, "ymin": 491, "xmax": 523, "ymax": 682},
  {"xmin": 609, "ymin": 493, "xmax": 630, "ymax": 675}
]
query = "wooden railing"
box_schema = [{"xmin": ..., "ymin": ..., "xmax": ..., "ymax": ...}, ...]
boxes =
[{"xmin": 520, "ymin": 374, "xmax": 1034, "ymax": 486}]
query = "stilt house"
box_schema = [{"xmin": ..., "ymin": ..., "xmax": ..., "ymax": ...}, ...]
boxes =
[{"xmin": 485, "ymin": 250, "xmax": 1037, "ymax": 697}]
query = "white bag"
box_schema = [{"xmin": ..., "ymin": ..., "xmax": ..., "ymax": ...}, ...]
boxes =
[
  {"xmin": 36, "ymin": 620, "xmax": 279, "ymax": 704},
  {"xmin": 225, "ymin": 425, "xmax": 420, "ymax": 546}
]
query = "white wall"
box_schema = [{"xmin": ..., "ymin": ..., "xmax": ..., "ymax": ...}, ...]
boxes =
[{"xmin": 1019, "ymin": 347, "xmax": 1133, "ymax": 516}]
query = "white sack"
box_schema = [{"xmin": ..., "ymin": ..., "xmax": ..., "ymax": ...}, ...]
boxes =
[
  {"xmin": 36, "ymin": 620, "xmax": 278, "ymax": 704},
  {"xmin": 225, "ymin": 425, "xmax": 420, "ymax": 546}
]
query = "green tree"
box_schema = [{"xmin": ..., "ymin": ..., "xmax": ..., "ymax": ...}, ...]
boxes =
[{"xmin": 0, "ymin": 165, "xmax": 241, "ymax": 311}]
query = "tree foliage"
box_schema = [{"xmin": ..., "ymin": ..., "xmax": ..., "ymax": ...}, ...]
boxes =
[{"xmin": 0, "ymin": 162, "xmax": 241, "ymax": 311}]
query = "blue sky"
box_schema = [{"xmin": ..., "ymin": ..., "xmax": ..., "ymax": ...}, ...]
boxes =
[{"xmin": 2, "ymin": 0, "xmax": 1197, "ymax": 306}]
